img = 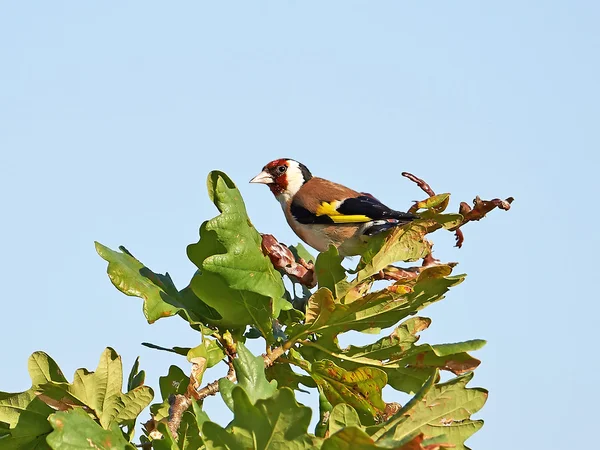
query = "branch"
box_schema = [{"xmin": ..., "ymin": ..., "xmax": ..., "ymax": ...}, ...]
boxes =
[
  {"xmin": 458, "ymin": 196, "xmax": 514, "ymax": 223},
  {"xmin": 402, "ymin": 172, "xmax": 436, "ymax": 198},
  {"xmin": 193, "ymin": 339, "xmax": 292, "ymax": 402},
  {"xmin": 214, "ymin": 331, "xmax": 237, "ymax": 378},
  {"xmin": 451, "ymin": 196, "xmax": 513, "ymax": 247},
  {"xmin": 167, "ymin": 394, "xmax": 192, "ymax": 439},
  {"xmin": 195, "ymin": 370, "xmax": 237, "ymax": 399},
  {"xmin": 261, "ymin": 234, "xmax": 316, "ymax": 288},
  {"xmin": 402, "ymin": 171, "xmax": 513, "ymax": 248},
  {"xmin": 166, "ymin": 358, "xmax": 206, "ymax": 439},
  {"xmin": 264, "ymin": 339, "xmax": 295, "ymax": 367}
]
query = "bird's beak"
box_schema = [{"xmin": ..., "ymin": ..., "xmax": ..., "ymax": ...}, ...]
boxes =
[{"xmin": 250, "ymin": 171, "xmax": 274, "ymax": 184}]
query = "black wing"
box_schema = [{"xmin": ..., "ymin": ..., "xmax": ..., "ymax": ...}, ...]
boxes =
[
  {"xmin": 337, "ymin": 195, "xmax": 417, "ymax": 222},
  {"xmin": 290, "ymin": 195, "xmax": 416, "ymax": 225},
  {"xmin": 290, "ymin": 202, "xmax": 335, "ymax": 224}
]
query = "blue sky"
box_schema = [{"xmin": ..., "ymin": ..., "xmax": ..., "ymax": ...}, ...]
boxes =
[{"xmin": 1, "ymin": 2, "xmax": 597, "ymax": 448}]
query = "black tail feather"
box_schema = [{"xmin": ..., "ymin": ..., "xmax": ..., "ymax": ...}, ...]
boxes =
[
  {"xmin": 392, "ymin": 210, "xmax": 419, "ymax": 221},
  {"xmin": 363, "ymin": 216, "xmax": 416, "ymax": 237}
]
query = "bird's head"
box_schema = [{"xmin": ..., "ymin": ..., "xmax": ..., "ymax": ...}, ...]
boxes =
[{"xmin": 250, "ymin": 159, "xmax": 312, "ymax": 202}]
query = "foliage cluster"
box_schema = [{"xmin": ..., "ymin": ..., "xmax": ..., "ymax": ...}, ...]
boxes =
[{"xmin": 0, "ymin": 171, "xmax": 509, "ymax": 449}]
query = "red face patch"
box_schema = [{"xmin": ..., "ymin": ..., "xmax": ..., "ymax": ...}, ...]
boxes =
[
  {"xmin": 265, "ymin": 158, "xmax": 288, "ymax": 170},
  {"xmin": 264, "ymin": 159, "xmax": 289, "ymax": 195}
]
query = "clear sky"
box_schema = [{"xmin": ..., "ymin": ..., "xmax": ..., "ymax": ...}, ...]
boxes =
[{"xmin": 1, "ymin": 2, "xmax": 597, "ymax": 448}]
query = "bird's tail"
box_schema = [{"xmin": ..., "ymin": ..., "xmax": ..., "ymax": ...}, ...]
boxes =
[{"xmin": 363, "ymin": 212, "xmax": 418, "ymax": 236}]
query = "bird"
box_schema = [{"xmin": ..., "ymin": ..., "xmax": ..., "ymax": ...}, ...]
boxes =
[{"xmin": 250, "ymin": 158, "xmax": 417, "ymax": 256}]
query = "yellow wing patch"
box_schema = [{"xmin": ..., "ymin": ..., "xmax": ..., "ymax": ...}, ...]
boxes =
[{"xmin": 315, "ymin": 201, "xmax": 372, "ymax": 224}]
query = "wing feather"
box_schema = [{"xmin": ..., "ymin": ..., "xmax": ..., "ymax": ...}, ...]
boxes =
[{"xmin": 291, "ymin": 195, "xmax": 416, "ymax": 225}]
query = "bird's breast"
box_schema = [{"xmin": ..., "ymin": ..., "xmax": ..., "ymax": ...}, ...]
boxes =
[{"xmin": 290, "ymin": 220, "xmax": 368, "ymax": 256}]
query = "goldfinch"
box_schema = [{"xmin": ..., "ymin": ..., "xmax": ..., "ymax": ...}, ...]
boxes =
[{"xmin": 250, "ymin": 159, "xmax": 417, "ymax": 256}]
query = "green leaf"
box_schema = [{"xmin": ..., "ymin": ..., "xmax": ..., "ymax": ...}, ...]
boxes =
[
  {"xmin": 396, "ymin": 340, "xmax": 485, "ymax": 375},
  {"xmin": 278, "ymin": 303, "xmax": 306, "ymax": 328},
  {"xmin": 265, "ymin": 362, "xmax": 316, "ymax": 393},
  {"xmin": 322, "ymin": 427, "xmax": 376, "ymax": 450},
  {"xmin": 142, "ymin": 339, "xmax": 224, "ymax": 370},
  {"xmin": 354, "ymin": 221, "xmax": 432, "ymax": 282},
  {"xmin": 151, "ymin": 423, "xmax": 180, "ymax": 450},
  {"xmin": 411, "ymin": 193, "xmax": 464, "ymax": 231},
  {"xmin": 409, "ymin": 194, "xmax": 464, "ymax": 236},
  {"xmin": 289, "ymin": 243, "xmax": 315, "ymax": 264},
  {"xmin": 141, "ymin": 343, "xmax": 191, "ymax": 357},
  {"xmin": 127, "ymin": 357, "xmax": 145, "ymax": 391},
  {"xmin": 96, "ymin": 243, "xmax": 220, "ymax": 326},
  {"xmin": 187, "ymin": 338, "xmax": 225, "ymax": 369},
  {"xmin": 0, "ymin": 352, "xmax": 64, "ymax": 449},
  {"xmin": 149, "ymin": 399, "xmax": 170, "ymax": 423},
  {"xmin": 0, "ymin": 394, "xmax": 53, "ymax": 449},
  {"xmin": 289, "ymin": 267, "xmax": 464, "ymax": 342},
  {"xmin": 315, "ymin": 390, "xmax": 333, "ymax": 438},
  {"xmin": 328, "ymin": 404, "xmax": 361, "ymax": 435},
  {"xmin": 342, "ymin": 317, "xmax": 431, "ymax": 361},
  {"xmin": 303, "ymin": 288, "xmax": 335, "ymax": 329},
  {"xmin": 191, "ymin": 400, "xmax": 210, "ymax": 431},
  {"xmin": 219, "ymin": 342, "xmax": 277, "ymax": 411},
  {"xmin": 431, "ymin": 213, "xmax": 464, "ymax": 230},
  {"xmin": 322, "ymin": 426, "xmax": 429, "ymax": 450},
  {"xmin": 159, "ymin": 366, "xmax": 190, "ymax": 401},
  {"xmin": 28, "ymin": 352, "xmax": 68, "ymax": 385},
  {"xmin": 95, "ymin": 242, "xmax": 181, "ymax": 323},
  {"xmin": 310, "ymin": 360, "xmax": 387, "ymax": 426},
  {"xmin": 153, "ymin": 415, "xmax": 203, "ymax": 450},
  {"xmin": 315, "ymin": 245, "xmax": 349, "ymax": 298},
  {"xmin": 187, "ymin": 171, "xmax": 286, "ymax": 342},
  {"xmin": 148, "ymin": 365, "xmax": 191, "ymax": 422},
  {"xmin": 301, "ymin": 316, "xmax": 484, "ymax": 394},
  {"xmin": 46, "ymin": 409, "xmax": 135, "ymax": 450},
  {"xmin": 203, "ymin": 387, "xmax": 317, "ymax": 450},
  {"xmin": 415, "ymin": 193, "xmax": 450, "ymax": 211},
  {"xmin": 36, "ymin": 348, "xmax": 153, "ymax": 429},
  {"xmin": 372, "ymin": 372, "xmax": 487, "ymax": 450}
]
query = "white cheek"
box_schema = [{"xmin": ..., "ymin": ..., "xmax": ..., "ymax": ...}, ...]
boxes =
[{"xmin": 284, "ymin": 161, "xmax": 305, "ymax": 197}]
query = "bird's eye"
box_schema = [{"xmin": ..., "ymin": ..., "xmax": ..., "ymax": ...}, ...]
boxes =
[{"xmin": 277, "ymin": 165, "xmax": 287, "ymax": 174}]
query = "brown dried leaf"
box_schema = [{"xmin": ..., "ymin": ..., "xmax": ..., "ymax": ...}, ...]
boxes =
[{"xmin": 261, "ymin": 234, "xmax": 317, "ymax": 288}]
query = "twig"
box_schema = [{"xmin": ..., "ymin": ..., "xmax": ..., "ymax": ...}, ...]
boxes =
[
  {"xmin": 261, "ymin": 234, "xmax": 316, "ymax": 288},
  {"xmin": 402, "ymin": 172, "xmax": 436, "ymax": 197},
  {"xmin": 195, "ymin": 374, "xmax": 235, "ymax": 399},
  {"xmin": 402, "ymin": 171, "xmax": 513, "ymax": 248},
  {"xmin": 166, "ymin": 359, "xmax": 206, "ymax": 439},
  {"xmin": 263, "ymin": 340, "xmax": 294, "ymax": 367},
  {"xmin": 192, "ymin": 340, "xmax": 292, "ymax": 403},
  {"xmin": 215, "ymin": 331, "xmax": 237, "ymax": 378},
  {"xmin": 167, "ymin": 394, "xmax": 192, "ymax": 439},
  {"xmin": 458, "ymin": 197, "xmax": 514, "ymax": 223},
  {"xmin": 451, "ymin": 196, "xmax": 513, "ymax": 248},
  {"xmin": 162, "ymin": 362, "xmax": 239, "ymax": 440},
  {"xmin": 166, "ymin": 336, "xmax": 239, "ymax": 439}
]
